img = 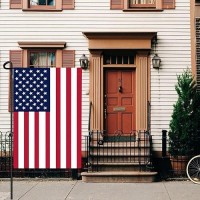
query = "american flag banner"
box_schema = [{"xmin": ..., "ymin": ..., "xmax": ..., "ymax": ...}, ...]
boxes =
[{"xmin": 13, "ymin": 68, "xmax": 82, "ymax": 169}]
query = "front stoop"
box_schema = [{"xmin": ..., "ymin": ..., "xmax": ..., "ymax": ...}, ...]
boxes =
[{"xmin": 81, "ymin": 171, "xmax": 158, "ymax": 183}]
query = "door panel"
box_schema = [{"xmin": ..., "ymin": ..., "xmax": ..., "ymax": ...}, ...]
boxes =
[{"xmin": 105, "ymin": 69, "xmax": 136, "ymax": 136}]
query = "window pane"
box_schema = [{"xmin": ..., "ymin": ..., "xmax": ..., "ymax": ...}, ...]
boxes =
[
  {"xmin": 30, "ymin": 53, "xmax": 38, "ymax": 67},
  {"xmin": 38, "ymin": 0, "xmax": 46, "ymax": 5},
  {"xmin": 48, "ymin": 0, "xmax": 55, "ymax": 5},
  {"xmin": 48, "ymin": 52, "xmax": 55, "ymax": 67},
  {"xmin": 39, "ymin": 52, "xmax": 47, "ymax": 67}
]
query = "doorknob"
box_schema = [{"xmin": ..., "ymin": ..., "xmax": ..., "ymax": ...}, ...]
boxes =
[{"xmin": 118, "ymin": 86, "xmax": 122, "ymax": 93}]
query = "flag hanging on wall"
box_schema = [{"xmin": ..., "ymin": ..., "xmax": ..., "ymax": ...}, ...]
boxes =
[{"xmin": 13, "ymin": 68, "xmax": 82, "ymax": 169}]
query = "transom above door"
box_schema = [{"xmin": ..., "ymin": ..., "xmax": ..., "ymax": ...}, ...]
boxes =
[{"xmin": 104, "ymin": 69, "xmax": 136, "ymax": 136}]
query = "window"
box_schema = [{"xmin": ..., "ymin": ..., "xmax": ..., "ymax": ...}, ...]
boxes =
[
  {"xmin": 29, "ymin": 50, "xmax": 56, "ymax": 68},
  {"xmin": 130, "ymin": 0, "xmax": 156, "ymax": 8},
  {"xmin": 10, "ymin": 0, "xmax": 74, "ymax": 11},
  {"xmin": 110, "ymin": 0, "xmax": 175, "ymax": 10},
  {"xmin": 30, "ymin": 0, "xmax": 55, "ymax": 6}
]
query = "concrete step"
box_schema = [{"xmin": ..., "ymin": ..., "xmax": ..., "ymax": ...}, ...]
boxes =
[
  {"xmin": 81, "ymin": 171, "xmax": 158, "ymax": 183},
  {"xmin": 90, "ymin": 148, "xmax": 150, "ymax": 155}
]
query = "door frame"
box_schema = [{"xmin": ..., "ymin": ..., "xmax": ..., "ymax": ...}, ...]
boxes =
[{"xmin": 89, "ymin": 50, "xmax": 150, "ymax": 132}]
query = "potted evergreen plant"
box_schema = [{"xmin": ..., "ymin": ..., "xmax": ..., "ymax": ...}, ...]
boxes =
[{"xmin": 168, "ymin": 69, "xmax": 200, "ymax": 174}]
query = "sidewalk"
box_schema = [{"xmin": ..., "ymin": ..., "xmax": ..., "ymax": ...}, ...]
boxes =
[{"xmin": 0, "ymin": 179, "xmax": 200, "ymax": 200}]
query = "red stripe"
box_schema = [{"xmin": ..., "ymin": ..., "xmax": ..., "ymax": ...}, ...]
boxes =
[
  {"xmin": 24, "ymin": 112, "xmax": 29, "ymax": 168},
  {"xmin": 46, "ymin": 112, "xmax": 50, "ymax": 168},
  {"xmin": 56, "ymin": 68, "xmax": 61, "ymax": 168},
  {"xmin": 14, "ymin": 112, "xmax": 18, "ymax": 169},
  {"xmin": 77, "ymin": 68, "xmax": 82, "ymax": 168},
  {"xmin": 35, "ymin": 112, "xmax": 39, "ymax": 168},
  {"xmin": 66, "ymin": 68, "xmax": 71, "ymax": 168}
]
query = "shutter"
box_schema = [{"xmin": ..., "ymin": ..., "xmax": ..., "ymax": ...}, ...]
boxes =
[
  {"xmin": 62, "ymin": 0, "xmax": 74, "ymax": 10},
  {"xmin": 9, "ymin": 50, "xmax": 23, "ymax": 112},
  {"xmin": 62, "ymin": 50, "xmax": 75, "ymax": 68},
  {"xmin": 10, "ymin": 50, "xmax": 23, "ymax": 68},
  {"xmin": 110, "ymin": 0, "xmax": 124, "ymax": 10},
  {"xmin": 163, "ymin": 0, "xmax": 175, "ymax": 9},
  {"xmin": 10, "ymin": 0, "xmax": 22, "ymax": 9}
]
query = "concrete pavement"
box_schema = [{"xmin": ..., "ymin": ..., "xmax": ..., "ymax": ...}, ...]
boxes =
[{"xmin": 0, "ymin": 180, "xmax": 200, "ymax": 200}]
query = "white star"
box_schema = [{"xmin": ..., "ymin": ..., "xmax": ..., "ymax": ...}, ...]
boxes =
[
  {"xmin": 15, "ymin": 99, "xmax": 18, "ymax": 102},
  {"xmin": 15, "ymin": 107, "xmax": 19, "ymax": 110},
  {"xmin": 15, "ymin": 77, "xmax": 19, "ymax": 80}
]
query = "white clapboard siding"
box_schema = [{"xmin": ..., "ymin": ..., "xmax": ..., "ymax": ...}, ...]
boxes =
[{"xmin": 0, "ymin": 0, "xmax": 191, "ymax": 151}]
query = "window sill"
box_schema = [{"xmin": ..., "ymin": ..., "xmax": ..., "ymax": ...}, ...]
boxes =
[
  {"xmin": 22, "ymin": 8, "xmax": 62, "ymax": 12},
  {"xmin": 123, "ymin": 8, "xmax": 163, "ymax": 12}
]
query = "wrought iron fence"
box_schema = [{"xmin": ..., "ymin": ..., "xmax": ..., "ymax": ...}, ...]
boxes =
[
  {"xmin": 0, "ymin": 131, "xmax": 75, "ymax": 178},
  {"xmin": 2, "ymin": 130, "xmax": 199, "ymax": 179}
]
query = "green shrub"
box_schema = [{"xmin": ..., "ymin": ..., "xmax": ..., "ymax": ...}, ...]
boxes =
[{"xmin": 168, "ymin": 69, "xmax": 200, "ymax": 156}]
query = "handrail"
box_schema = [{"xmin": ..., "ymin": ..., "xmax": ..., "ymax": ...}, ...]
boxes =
[{"xmin": 88, "ymin": 102, "xmax": 92, "ymax": 131}]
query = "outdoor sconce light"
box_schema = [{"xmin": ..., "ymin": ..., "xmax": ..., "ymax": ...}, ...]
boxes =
[
  {"xmin": 152, "ymin": 54, "xmax": 161, "ymax": 69},
  {"xmin": 79, "ymin": 54, "xmax": 89, "ymax": 70}
]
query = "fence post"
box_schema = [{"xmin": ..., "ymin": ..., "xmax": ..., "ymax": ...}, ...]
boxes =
[{"xmin": 162, "ymin": 130, "xmax": 167, "ymax": 157}]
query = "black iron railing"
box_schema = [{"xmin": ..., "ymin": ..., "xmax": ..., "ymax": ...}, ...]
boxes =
[
  {"xmin": 0, "ymin": 131, "xmax": 86, "ymax": 178},
  {"xmin": 85, "ymin": 130, "xmax": 153, "ymax": 172}
]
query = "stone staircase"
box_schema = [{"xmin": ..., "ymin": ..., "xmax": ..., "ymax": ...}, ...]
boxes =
[{"xmin": 81, "ymin": 131, "xmax": 158, "ymax": 183}]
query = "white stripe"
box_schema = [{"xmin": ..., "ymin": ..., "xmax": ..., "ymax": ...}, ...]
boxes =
[
  {"xmin": 50, "ymin": 68, "xmax": 56, "ymax": 168},
  {"xmin": 39, "ymin": 112, "xmax": 46, "ymax": 168},
  {"xmin": 28, "ymin": 112, "xmax": 35, "ymax": 168},
  {"xmin": 71, "ymin": 69, "xmax": 77, "ymax": 168},
  {"xmin": 18, "ymin": 112, "xmax": 24, "ymax": 168},
  {"xmin": 61, "ymin": 69, "xmax": 66, "ymax": 168}
]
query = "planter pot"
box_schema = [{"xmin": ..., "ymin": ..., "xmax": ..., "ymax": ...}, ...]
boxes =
[{"xmin": 170, "ymin": 156, "xmax": 189, "ymax": 175}]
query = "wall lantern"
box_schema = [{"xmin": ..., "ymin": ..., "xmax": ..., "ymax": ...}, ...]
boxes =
[
  {"xmin": 152, "ymin": 54, "xmax": 161, "ymax": 69},
  {"xmin": 79, "ymin": 54, "xmax": 89, "ymax": 70}
]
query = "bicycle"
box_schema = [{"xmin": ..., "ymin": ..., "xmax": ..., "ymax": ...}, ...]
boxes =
[{"xmin": 186, "ymin": 155, "xmax": 200, "ymax": 184}]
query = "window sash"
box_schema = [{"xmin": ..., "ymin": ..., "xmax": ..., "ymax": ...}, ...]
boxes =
[
  {"xmin": 30, "ymin": 0, "xmax": 55, "ymax": 6},
  {"xmin": 130, "ymin": 0, "xmax": 156, "ymax": 8},
  {"xmin": 29, "ymin": 50, "xmax": 56, "ymax": 68}
]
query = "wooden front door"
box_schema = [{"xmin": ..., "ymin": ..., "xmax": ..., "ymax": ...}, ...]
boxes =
[{"xmin": 104, "ymin": 69, "xmax": 136, "ymax": 136}]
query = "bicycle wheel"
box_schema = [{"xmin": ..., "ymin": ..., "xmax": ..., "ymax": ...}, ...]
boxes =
[{"xmin": 186, "ymin": 155, "xmax": 200, "ymax": 184}]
